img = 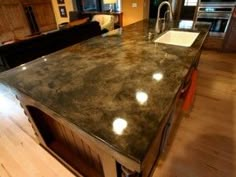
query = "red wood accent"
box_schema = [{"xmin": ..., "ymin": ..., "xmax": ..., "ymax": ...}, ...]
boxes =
[
  {"xmin": 233, "ymin": 8, "xmax": 236, "ymax": 18},
  {"xmin": 182, "ymin": 69, "xmax": 198, "ymax": 112}
]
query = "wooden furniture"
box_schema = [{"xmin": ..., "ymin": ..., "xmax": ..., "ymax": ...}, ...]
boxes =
[
  {"xmin": 0, "ymin": 0, "xmax": 56, "ymax": 43},
  {"xmin": 0, "ymin": 0, "xmax": 31, "ymax": 42},
  {"xmin": 20, "ymin": 0, "xmax": 57, "ymax": 33},
  {"xmin": 223, "ymin": 7, "xmax": 236, "ymax": 52},
  {"xmin": 203, "ymin": 36, "xmax": 224, "ymax": 50},
  {"xmin": 83, "ymin": 11, "xmax": 123, "ymax": 28},
  {"xmin": 18, "ymin": 93, "xmax": 177, "ymax": 177}
]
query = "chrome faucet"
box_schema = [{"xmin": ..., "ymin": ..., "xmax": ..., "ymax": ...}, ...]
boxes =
[{"xmin": 155, "ymin": 1, "xmax": 173, "ymax": 33}]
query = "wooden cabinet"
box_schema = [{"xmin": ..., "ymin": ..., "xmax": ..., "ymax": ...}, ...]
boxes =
[
  {"xmin": 0, "ymin": 5, "xmax": 13, "ymax": 42},
  {"xmin": 223, "ymin": 7, "xmax": 236, "ymax": 52},
  {"xmin": 21, "ymin": 0, "xmax": 57, "ymax": 32},
  {"xmin": 0, "ymin": 0, "xmax": 56, "ymax": 43},
  {"xmin": 26, "ymin": 106, "xmax": 105, "ymax": 177},
  {"xmin": 203, "ymin": 36, "xmax": 224, "ymax": 50},
  {"xmin": 0, "ymin": 0, "xmax": 31, "ymax": 42}
]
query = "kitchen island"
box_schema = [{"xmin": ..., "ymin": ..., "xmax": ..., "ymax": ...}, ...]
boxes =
[{"xmin": 0, "ymin": 20, "xmax": 209, "ymax": 177}]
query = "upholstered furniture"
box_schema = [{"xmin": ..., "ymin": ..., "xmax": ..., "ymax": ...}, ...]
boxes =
[
  {"xmin": 68, "ymin": 18, "xmax": 90, "ymax": 27},
  {"xmin": 92, "ymin": 14, "xmax": 115, "ymax": 32},
  {"xmin": 69, "ymin": 11, "xmax": 123, "ymax": 29},
  {"xmin": 0, "ymin": 21, "xmax": 102, "ymax": 70}
]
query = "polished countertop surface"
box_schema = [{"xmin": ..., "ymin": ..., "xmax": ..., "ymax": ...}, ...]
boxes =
[{"xmin": 0, "ymin": 20, "xmax": 209, "ymax": 163}]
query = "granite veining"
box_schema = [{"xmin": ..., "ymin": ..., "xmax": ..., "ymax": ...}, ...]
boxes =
[{"xmin": 0, "ymin": 20, "xmax": 209, "ymax": 163}]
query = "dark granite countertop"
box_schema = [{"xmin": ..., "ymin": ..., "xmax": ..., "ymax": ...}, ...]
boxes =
[{"xmin": 0, "ymin": 20, "xmax": 209, "ymax": 163}]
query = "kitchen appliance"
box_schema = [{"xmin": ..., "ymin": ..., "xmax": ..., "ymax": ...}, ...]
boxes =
[
  {"xmin": 196, "ymin": 6, "xmax": 234, "ymax": 37},
  {"xmin": 199, "ymin": 0, "xmax": 236, "ymax": 6}
]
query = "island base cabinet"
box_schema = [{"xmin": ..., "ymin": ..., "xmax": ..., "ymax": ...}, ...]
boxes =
[
  {"xmin": 19, "ymin": 97, "xmax": 180, "ymax": 177},
  {"xmin": 24, "ymin": 105, "xmax": 143, "ymax": 177},
  {"xmin": 26, "ymin": 106, "xmax": 108, "ymax": 177}
]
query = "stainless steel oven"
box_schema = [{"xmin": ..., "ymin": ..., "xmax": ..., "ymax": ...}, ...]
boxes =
[
  {"xmin": 196, "ymin": 6, "xmax": 234, "ymax": 37},
  {"xmin": 200, "ymin": 0, "xmax": 236, "ymax": 6}
]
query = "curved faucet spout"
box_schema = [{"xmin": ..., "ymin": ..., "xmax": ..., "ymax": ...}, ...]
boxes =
[{"xmin": 155, "ymin": 1, "xmax": 173, "ymax": 33}]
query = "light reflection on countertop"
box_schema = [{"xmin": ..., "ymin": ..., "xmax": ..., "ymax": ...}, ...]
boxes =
[
  {"xmin": 152, "ymin": 72, "xmax": 163, "ymax": 81},
  {"xmin": 20, "ymin": 64, "xmax": 27, "ymax": 71},
  {"xmin": 136, "ymin": 91, "xmax": 148, "ymax": 105},
  {"xmin": 112, "ymin": 117, "xmax": 128, "ymax": 135}
]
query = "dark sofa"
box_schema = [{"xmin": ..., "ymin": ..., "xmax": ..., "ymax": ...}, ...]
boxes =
[{"xmin": 0, "ymin": 21, "xmax": 101, "ymax": 70}]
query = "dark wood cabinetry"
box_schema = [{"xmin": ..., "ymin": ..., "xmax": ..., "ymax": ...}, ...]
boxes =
[
  {"xmin": 203, "ymin": 36, "xmax": 224, "ymax": 50},
  {"xmin": 21, "ymin": 0, "xmax": 57, "ymax": 33},
  {"xmin": 0, "ymin": 0, "xmax": 31, "ymax": 42},
  {"xmin": 0, "ymin": 0, "xmax": 56, "ymax": 42},
  {"xmin": 26, "ymin": 106, "xmax": 104, "ymax": 177},
  {"xmin": 223, "ymin": 7, "xmax": 236, "ymax": 52}
]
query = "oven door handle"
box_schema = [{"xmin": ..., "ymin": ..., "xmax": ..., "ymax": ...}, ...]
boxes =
[
  {"xmin": 197, "ymin": 15, "xmax": 229, "ymax": 19},
  {"xmin": 197, "ymin": 13, "xmax": 231, "ymax": 19}
]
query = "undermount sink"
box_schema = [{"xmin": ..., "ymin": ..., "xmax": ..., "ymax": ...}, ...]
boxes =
[{"xmin": 154, "ymin": 30, "xmax": 200, "ymax": 47}]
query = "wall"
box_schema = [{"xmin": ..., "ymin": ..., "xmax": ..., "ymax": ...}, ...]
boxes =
[
  {"xmin": 51, "ymin": 0, "xmax": 149, "ymax": 27},
  {"xmin": 122, "ymin": 0, "xmax": 148, "ymax": 26},
  {"xmin": 51, "ymin": 0, "xmax": 75, "ymax": 26}
]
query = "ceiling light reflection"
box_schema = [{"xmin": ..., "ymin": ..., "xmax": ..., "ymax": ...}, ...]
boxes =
[
  {"xmin": 42, "ymin": 56, "xmax": 47, "ymax": 61},
  {"xmin": 136, "ymin": 91, "xmax": 148, "ymax": 105},
  {"xmin": 112, "ymin": 118, "xmax": 128, "ymax": 135},
  {"xmin": 152, "ymin": 72, "xmax": 163, "ymax": 81}
]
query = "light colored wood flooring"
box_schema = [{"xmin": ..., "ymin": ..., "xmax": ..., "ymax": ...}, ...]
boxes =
[{"xmin": 0, "ymin": 50, "xmax": 235, "ymax": 177}]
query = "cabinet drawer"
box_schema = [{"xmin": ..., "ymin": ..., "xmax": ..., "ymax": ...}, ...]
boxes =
[{"xmin": 203, "ymin": 36, "xmax": 223, "ymax": 50}]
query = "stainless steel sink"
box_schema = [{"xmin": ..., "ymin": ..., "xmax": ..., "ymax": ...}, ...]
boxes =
[{"xmin": 154, "ymin": 30, "xmax": 200, "ymax": 47}]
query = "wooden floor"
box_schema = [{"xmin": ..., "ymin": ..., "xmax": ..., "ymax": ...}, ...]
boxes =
[{"xmin": 0, "ymin": 50, "xmax": 235, "ymax": 177}]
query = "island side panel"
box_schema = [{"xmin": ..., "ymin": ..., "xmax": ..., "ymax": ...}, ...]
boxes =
[{"xmin": 15, "ymin": 91, "xmax": 141, "ymax": 177}]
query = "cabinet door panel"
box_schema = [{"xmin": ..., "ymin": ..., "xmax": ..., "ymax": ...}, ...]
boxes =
[
  {"xmin": 0, "ymin": 7, "xmax": 10, "ymax": 33},
  {"xmin": 3, "ymin": 4, "xmax": 26, "ymax": 30},
  {"xmin": 0, "ymin": 1, "xmax": 30, "ymax": 41},
  {"xmin": 33, "ymin": 2, "xmax": 57, "ymax": 32},
  {"xmin": 0, "ymin": 6, "xmax": 14, "ymax": 42},
  {"xmin": 224, "ymin": 28, "xmax": 236, "ymax": 51}
]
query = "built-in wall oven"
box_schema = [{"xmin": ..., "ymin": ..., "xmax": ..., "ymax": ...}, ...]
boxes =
[
  {"xmin": 196, "ymin": 6, "xmax": 234, "ymax": 37},
  {"xmin": 196, "ymin": 0, "xmax": 235, "ymax": 37},
  {"xmin": 200, "ymin": 0, "xmax": 236, "ymax": 5}
]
